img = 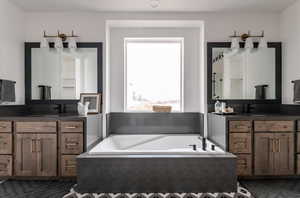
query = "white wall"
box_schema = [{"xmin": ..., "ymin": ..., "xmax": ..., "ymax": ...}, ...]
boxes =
[
  {"xmin": 0, "ymin": 0, "xmax": 25, "ymax": 104},
  {"xmin": 24, "ymin": 11, "xmax": 281, "ymax": 111},
  {"xmin": 280, "ymin": 1, "xmax": 300, "ymax": 104}
]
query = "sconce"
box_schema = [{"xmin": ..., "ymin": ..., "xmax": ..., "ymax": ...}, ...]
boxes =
[
  {"xmin": 40, "ymin": 30, "xmax": 79, "ymax": 50},
  {"xmin": 229, "ymin": 31, "xmax": 267, "ymax": 49}
]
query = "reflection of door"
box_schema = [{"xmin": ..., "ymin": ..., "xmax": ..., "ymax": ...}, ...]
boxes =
[{"xmin": 60, "ymin": 55, "xmax": 81, "ymax": 99}]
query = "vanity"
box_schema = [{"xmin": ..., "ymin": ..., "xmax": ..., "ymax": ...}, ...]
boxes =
[
  {"xmin": 206, "ymin": 41, "xmax": 299, "ymax": 178},
  {"xmin": 0, "ymin": 116, "xmax": 89, "ymax": 178},
  {"xmin": 0, "ymin": 42, "xmax": 103, "ymax": 179},
  {"xmin": 208, "ymin": 113, "xmax": 300, "ymax": 177}
]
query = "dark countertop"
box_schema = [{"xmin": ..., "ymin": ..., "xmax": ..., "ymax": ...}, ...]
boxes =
[
  {"xmin": 209, "ymin": 112, "xmax": 300, "ymax": 120},
  {"xmin": 0, "ymin": 114, "xmax": 87, "ymax": 121}
]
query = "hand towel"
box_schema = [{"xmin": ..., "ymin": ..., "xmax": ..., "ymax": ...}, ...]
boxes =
[
  {"xmin": 294, "ymin": 80, "xmax": 300, "ymax": 103},
  {"xmin": 0, "ymin": 80, "xmax": 16, "ymax": 103}
]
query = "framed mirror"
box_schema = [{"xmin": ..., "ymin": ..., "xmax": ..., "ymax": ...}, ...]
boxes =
[
  {"xmin": 207, "ymin": 42, "xmax": 281, "ymax": 104},
  {"xmin": 25, "ymin": 42, "xmax": 102, "ymax": 104}
]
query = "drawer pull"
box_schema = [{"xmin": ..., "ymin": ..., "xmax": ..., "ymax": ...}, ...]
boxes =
[
  {"xmin": 66, "ymin": 143, "xmax": 78, "ymax": 146},
  {"xmin": 65, "ymin": 165, "xmax": 76, "ymax": 169},
  {"xmin": 0, "ymin": 126, "xmax": 6, "ymax": 129},
  {"xmin": 65, "ymin": 126, "xmax": 77, "ymax": 129}
]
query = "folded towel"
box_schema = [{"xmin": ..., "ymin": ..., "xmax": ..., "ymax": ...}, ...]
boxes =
[
  {"xmin": 0, "ymin": 80, "xmax": 16, "ymax": 103},
  {"xmin": 294, "ymin": 80, "xmax": 300, "ymax": 103}
]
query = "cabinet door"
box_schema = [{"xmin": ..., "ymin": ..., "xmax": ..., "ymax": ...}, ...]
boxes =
[
  {"xmin": 254, "ymin": 133, "xmax": 274, "ymax": 175},
  {"xmin": 15, "ymin": 134, "xmax": 37, "ymax": 176},
  {"xmin": 0, "ymin": 134, "xmax": 12, "ymax": 154},
  {"xmin": 36, "ymin": 134, "xmax": 57, "ymax": 176},
  {"xmin": 274, "ymin": 133, "xmax": 294, "ymax": 175}
]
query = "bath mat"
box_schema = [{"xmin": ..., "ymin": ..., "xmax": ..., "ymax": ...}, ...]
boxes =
[{"xmin": 63, "ymin": 183, "xmax": 253, "ymax": 198}]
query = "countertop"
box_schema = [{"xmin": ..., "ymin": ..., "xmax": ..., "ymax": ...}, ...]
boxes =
[
  {"xmin": 0, "ymin": 114, "xmax": 87, "ymax": 120},
  {"xmin": 209, "ymin": 112, "xmax": 300, "ymax": 120}
]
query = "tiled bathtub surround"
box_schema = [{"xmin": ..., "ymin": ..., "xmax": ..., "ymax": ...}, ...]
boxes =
[{"xmin": 107, "ymin": 113, "xmax": 204, "ymax": 136}]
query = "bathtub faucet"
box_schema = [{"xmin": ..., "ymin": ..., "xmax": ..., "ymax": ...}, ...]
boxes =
[{"xmin": 188, "ymin": 144, "xmax": 197, "ymax": 151}]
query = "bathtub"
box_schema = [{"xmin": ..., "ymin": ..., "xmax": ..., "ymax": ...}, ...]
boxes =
[
  {"xmin": 88, "ymin": 134, "xmax": 225, "ymax": 155},
  {"xmin": 77, "ymin": 134, "xmax": 237, "ymax": 194}
]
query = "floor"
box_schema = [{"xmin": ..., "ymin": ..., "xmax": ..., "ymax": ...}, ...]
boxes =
[
  {"xmin": 240, "ymin": 179, "xmax": 300, "ymax": 198},
  {"xmin": 0, "ymin": 180, "xmax": 300, "ymax": 198}
]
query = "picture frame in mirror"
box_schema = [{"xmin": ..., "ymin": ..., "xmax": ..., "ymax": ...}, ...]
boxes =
[{"xmin": 80, "ymin": 93, "xmax": 102, "ymax": 114}]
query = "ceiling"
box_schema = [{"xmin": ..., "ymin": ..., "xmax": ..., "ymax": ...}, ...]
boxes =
[{"xmin": 11, "ymin": 0, "xmax": 297, "ymax": 12}]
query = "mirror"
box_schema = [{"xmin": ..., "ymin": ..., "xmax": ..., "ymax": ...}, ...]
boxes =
[
  {"xmin": 32, "ymin": 48, "xmax": 97, "ymax": 100},
  {"xmin": 25, "ymin": 42, "xmax": 102, "ymax": 104},
  {"xmin": 208, "ymin": 42, "xmax": 281, "ymax": 104}
]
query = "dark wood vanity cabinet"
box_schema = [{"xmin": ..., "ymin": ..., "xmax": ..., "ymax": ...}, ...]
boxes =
[
  {"xmin": 0, "ymin": 118, "xmax": 86, "ymax": 179},
  {"xmin": 208, "ymin": 113, "xmax": 298, "ymax": 178}
]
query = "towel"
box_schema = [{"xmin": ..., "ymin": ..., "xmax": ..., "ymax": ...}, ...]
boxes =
[
  {"xmin": 255, "ymin": 85, "xmax": 268, "ymax": 100},
  {"xmin": 294, "ymin": 80, "xmax": 300, "ymax": 103},
  {"xmin": 0, "ymin": 80, "xmax": 16, "ymax": 103}
]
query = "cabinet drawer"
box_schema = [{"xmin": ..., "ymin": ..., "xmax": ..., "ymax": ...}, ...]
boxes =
[
  {"xmin": 254, "ymin": 121, "xmax": 294, "ymax": 132},
  {"xmin": 0, "ymin": 121, "xmax": 12, "ymax": 133},
  {"xmin": 229, "ymin": 121, "xmax": 251, "ymax": 133},
  {"xmin": 229, "ymin": 133, "xmax": 252, "ymax": 153},
  {"xmin": 0, "ymin": 134, "xmax": 12, "ymax": 154},
  {"xmin": 61, "ymin": 121, "xmax": 83, "ymax": 133},
  {"xmin": 236, "ymin": 154, "xmax": 252, "ymax": 176},
  {"xmin": 16, "ymin": 122, "xmax": 57, "ymax": 133},
  {"xmin": 61, "ymin": 133, "xmax": 83, "ymax": 154},
  {"xmin": 61, "ymin": 155, "xmax": 77, "ymax": 177},
  {"xmin": 0, "ymin": 155, "xmax": 12, "ymax": 176}
]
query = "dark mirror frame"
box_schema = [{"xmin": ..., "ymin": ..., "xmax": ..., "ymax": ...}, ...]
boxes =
[
  {"xmin": 25, "ymin": 42, "xmax": 103, "ymax": 105},
  {"xmin": 207, "ymin": 42, "xmax": 282, "ymax": 105}
]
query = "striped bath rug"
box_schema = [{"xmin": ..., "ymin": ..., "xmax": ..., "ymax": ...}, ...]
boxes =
[{"xmin": 63, "ymin": 183, "xmax": 253, "ymax": 198}]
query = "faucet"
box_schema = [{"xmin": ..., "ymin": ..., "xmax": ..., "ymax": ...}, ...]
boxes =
[{"xmin": 198, "ymin": 136, "xmax": 207, "ymax": 151}]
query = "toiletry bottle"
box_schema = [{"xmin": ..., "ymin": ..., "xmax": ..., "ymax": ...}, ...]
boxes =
[
  {"xmin": 215, "ymin": 99, "xmax": 221, "ymax": 113},
  {"xmin": 221, "ymin": 102, "xmax": 226, "ymax": 113}
]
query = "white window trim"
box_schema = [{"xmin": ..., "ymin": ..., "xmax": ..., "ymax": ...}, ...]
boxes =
[{"xmin": 123, "ymin": 37, "xmax": 185, "ymax": 112}]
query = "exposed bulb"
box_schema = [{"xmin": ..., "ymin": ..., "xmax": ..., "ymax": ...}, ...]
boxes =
[{"xmin": 149, "ymin": 0, "xmax": 159, "ymax": 8}]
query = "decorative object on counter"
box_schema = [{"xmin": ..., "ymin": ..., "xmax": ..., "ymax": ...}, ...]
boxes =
[
  {"xmin": 77, "ymin": 102, "xmax": 89, "ymax": 116},
  {"xmin": 0, "ymin": 79, "xmax": 16, "ymax": 103},
  {"xmin": 152, "ymin": 105, "xmax": 172, "ymax": 112},
  {"xmin": 255, "ymin": 84, "xmax": 268, "ymax": 100},
  {"xmin": 292, "ymin": 80, "xmax": 300, "ymax": 103},
  {"xmin": 214, "ymin": 99, "xmax": 222, "ymax": 113},
  {"xmin": 80, "ymin": 93, "xmax": 101, "ymax": 114},
  {"xmin": 41, "ymin": 30, "xmax": 79, "ymax": 50},
  {"xmin": 38, "ymin": 85, "xmax": 51, "ymax": 100}
]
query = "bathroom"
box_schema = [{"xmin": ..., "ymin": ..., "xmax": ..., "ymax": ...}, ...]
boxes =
[{"xmin": 1, "ymin": 0, "xmax": 300, "ymax": 197}]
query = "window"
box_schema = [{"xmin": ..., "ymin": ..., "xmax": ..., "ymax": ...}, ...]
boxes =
[{"xmin": 124, "ymin": 38, "xmax": 184, "ymax": 112}]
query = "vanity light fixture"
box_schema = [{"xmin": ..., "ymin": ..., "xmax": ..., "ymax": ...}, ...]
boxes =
[
  {"xmin": 230, "ymin": 37, "xmax": 239, "ymax": 50},
  {"xmin": 40, "ymin": 37, "xmax": 49, "ymax": 49},
  {"xmin": 41, "ymin": 30, "xmax": 79, "ymax": 50},
  {"xmin": 229, "ymin": 30, "xmax": 265, "ymax": 49},
  {"xmin": 68, "ymin": 37, "xmax": 77, "ymax": 51},
  {"xmin": 54, "ymin": 37, "xmax": 63, "ymax": 50},
  {"xmin": 258, "ymin": 37, "xmax": 268, "ymax": 49}
]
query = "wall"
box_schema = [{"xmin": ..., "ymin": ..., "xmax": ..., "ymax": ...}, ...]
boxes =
[
  {"xmin": 0, "ymin": 0, "xmax": 25, "ymax": 104},
  {"xmin": 280, "ymin": 1, "xmax": 300, "ymax": 104},
  {"xmin": 24, "ymin": 11, "xmax": 281, "ymax": 112}
]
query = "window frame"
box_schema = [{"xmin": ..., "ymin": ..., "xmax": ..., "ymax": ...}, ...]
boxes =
[{"xmin": 124, "ymin": 37, "xmax": 184, "ymax": 112}]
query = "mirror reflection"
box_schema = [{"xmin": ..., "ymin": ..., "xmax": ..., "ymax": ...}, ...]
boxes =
[
  {"xmin": 212, "ymin": 48, "xmax": 276, "ymax": 100},
  {"xmin": 31, "ymin": 48, "xmax": 97, "ymax": 100}
]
